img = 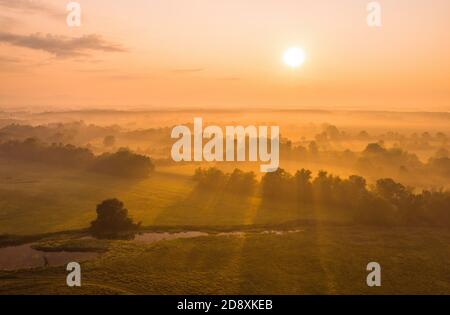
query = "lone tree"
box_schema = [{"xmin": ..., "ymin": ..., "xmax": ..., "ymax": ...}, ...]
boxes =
[{"xmin": 90, "ymin": 199, "xmax": 140, "ymax": 238}]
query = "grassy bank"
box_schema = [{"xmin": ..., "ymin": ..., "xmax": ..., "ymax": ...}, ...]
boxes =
[{"xmin": 1, "ymin": 226, "xmax": 449, "ymax": 294}]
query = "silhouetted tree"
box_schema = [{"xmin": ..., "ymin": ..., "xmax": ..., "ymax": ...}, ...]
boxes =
[
  {"xmin": 193, "ymin": 166, "xmax": 450, "ymax": 227},
  {"xmin": 0, "ymin": 138, "xmax": 94, "ymax": 167},
  {"xmin": 295, "ymin": 169, "xmax": 312, "ymax": 205},
  {"xmin": 193, "ymin": 167, "xmax": 228, "ymax": 190},
  {"xmin": 92, "ymin": 148, "xmax": 154, "ymax": 178},
  {"xmin": 226, "ymin": 169, "xmax": 257, "ymax": 195},
  {"xmin": 261, "ymin": 168, "xmax": 295, "ymax": 200},
  {"xmin": 192, "ymin": 167, "xmax": 257, "ymax": 195},
  {"xmin": 90, "ymin": 199, "xmax": 140, "ymax": 238},
  {"xmin": 364, "ymin": 143, "xmax": 386, "ymax": 155}
]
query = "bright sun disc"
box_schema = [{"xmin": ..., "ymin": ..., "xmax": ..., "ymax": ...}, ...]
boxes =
[{"xmin": 283, "ymin": 47, "xmax": 305, "ymax": 68}]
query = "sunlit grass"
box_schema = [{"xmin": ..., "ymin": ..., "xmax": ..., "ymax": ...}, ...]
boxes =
[
  {"xmin": 1, "ymin": 226, "xmax": 449, "ymax": 294},
  {"xmin": 0, "ymin": 159, "xmax": 327, "ymax": 235}
]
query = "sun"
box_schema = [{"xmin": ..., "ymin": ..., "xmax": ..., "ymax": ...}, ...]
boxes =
[{"xmin": 283, "ymin": 47, "xmax": 306, "ymax": 68}]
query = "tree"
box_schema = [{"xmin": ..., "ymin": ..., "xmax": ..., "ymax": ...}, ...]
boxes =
[
  {"xmin": 193, "ymin": 167, "xmax": 228, "ymax": 189},
  {"xmin": 226, "ymin": 169, "xmax": 257, "ymax": 195},
  {"xmin": 312, "ymin": 170, "xmax": 333, "ymax": 203},
  {"xmin": 363, "ymin": 143, "xmax": 386, "ymax": 155},
  {"xmin": 434, "ymin": 148, "xmax": 449, "ymax": 159},
  {"xmin": 91, "ymin": 148, "xmax": 155, "ymax": 178},
  {"xmin": 295, "ymin": 169, "xmax": 312, "ymax": 205},
  {"xmin": 374, "ymin": 178, "xmax": 410, "ymax": 204},
  {"xmin": 90, "ymin": 199, "xmax": 140, "ymax": 238},
  {"xmin": 308, "ymin": 141, "xmax": 319, "ymax": 156},
  {"xmin": 0, "ymin": 138, "xmax": 94, "ymax": 167},
  {"xmin": 103, "ymin": 135, "xmax": 116, "ymax": 147},
  {"xmin": 261, "ymin": 168, "xmax": 295, "ymax": 200}
]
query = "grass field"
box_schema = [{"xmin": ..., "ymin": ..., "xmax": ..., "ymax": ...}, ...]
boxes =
[
  {"xmin": 1, "ymin": 226, "xmax": 449, "ymax": 294},
  {"xmin": 0, "ymin": 159, "xmax": 344, "ymax": 235},
  {"xmin": 1, "ymin": 158, "xmax": 449, "ymax": 294}
]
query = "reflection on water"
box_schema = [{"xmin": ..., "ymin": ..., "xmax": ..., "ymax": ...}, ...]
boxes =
[
  {"xmin": 0, "ymin": 229, "xmax": 304, "ymax": 270},
  {"xmin": 217, "ymin": 230, "xmax": 303, "ymax": 237},
  {"xmin": 261, "ymin": 229, "xmax": 303, "ymax": 235},
  {"xmin": 134, "ymin": 231, "xmax": 208, "ymax": 243},
  {"xmin": 135, "ymin": 229, "xmax": 304, "ymax": 243},
  {"xmin": 217, "ymin": 231, "xmax": 246, "ymax": 237},
  {"xmin": 0, "ymin": 244, "xmax": 99, "ymax": 271}
]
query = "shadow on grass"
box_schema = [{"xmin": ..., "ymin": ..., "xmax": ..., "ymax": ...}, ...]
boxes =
[
  {"xmin": 152, "ymin": 186, "xmax": 256, "ymax": 227},
  {"xmin": 235, "ymin": 197, "xmax": 330, "ymax": 294}
]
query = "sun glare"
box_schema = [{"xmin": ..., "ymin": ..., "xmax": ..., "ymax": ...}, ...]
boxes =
[{"xmin": 283, "ymin": 47, "xmax": 306, "ymax": 68}]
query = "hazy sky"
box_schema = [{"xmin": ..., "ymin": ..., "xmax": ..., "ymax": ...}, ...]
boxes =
[{"xmin": 0, "ymin": 0, "xmax": 449, "ymax": 110}]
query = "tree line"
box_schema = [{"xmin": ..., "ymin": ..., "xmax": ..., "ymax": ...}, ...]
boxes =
[
  {"xmin": 193, "ymin": 167, "xmax": 450, "ymax": 226},
  {"xmin": 0, "ymin": 138, "xmax": 154, "ymax": 178},
  {"xmin": 193, "ymin": 167, "xmax": 258, "ymax": 195}
]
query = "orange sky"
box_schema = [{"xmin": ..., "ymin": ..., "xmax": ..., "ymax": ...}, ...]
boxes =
[{"xmin": 0, "ymin": 0, "xmax": 449, "ymax": 111}]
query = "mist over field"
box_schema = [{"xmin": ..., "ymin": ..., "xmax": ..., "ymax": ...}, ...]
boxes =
[
  {"xmin": 1, "ymin": 0, "xmax": 449, "ymax": 296},
  {"xmin": 0, "ymin": 108, "xmax": 449, "ymax": 294}
]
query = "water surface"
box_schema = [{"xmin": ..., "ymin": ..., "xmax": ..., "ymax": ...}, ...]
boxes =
[{"xmin": 0, "ymin": 244, "xmax": 99, "ymax": 271}]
